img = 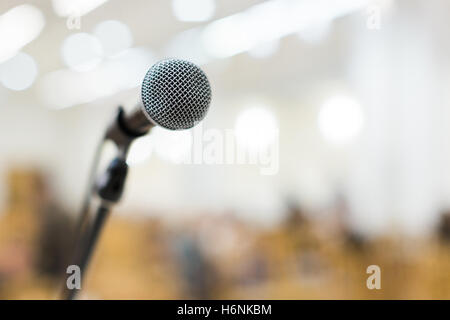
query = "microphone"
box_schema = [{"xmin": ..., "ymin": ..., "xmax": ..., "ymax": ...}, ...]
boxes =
[
  {"xmin": 105, "ymin": 58, "xmax": 212, "ymax": 148},
  {"xmin": 62, "ymin": 59, "xmax": 212, "ymax": 300}
]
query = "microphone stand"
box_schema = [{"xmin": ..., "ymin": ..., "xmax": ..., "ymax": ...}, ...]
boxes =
[{"xmin": 61, "ymin": 107, "xmax": 151, "ymax": 300}]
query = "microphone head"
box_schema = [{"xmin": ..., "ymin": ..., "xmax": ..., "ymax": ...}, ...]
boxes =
[{"xmin": 141, "ymin": 59, "xmax": 211, "ymax": 130}]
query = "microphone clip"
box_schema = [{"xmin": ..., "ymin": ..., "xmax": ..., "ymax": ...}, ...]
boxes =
[
  {"xmin": 105, "ymin": 106, "xmax": 150, "ymax": 153},
  {"xmin": 97, "ymin": 157, "xmax": 128, "ymax": 204}
]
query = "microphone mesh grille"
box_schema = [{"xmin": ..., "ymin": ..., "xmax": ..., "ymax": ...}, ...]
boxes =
[{"xmin": 141, "ymin": 59, "xmax": 211, "ymax": 130}]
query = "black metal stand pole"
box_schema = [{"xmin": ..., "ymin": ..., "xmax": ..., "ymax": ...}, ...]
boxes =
[
  {"xmin": 62, "ymin": 157, "xmax": 129, "ymax": 300},
  {"xmin": 60, "ymin": 107, "xmax": 151, "ymax": 300},
  {"xmin": 65, "ymin": 202, "xmax": 111, "ymax": 300},
  {"xmin": 62, "ymin": 156, "xmax": 129, "ymax": 300}
]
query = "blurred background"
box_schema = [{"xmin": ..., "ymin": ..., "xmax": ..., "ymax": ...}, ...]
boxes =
[{"xmin": 1, "ymin": 0, "xmax": 450, "ymax": 299}]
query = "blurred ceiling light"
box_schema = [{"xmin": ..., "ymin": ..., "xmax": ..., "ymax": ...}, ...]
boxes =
[
  {"xmin": 61, "ymin": 33, "xmax": 103, "ymax": 72},
  {"xmin": 103, "ymin": 47, "xmax": 156, "ymax": 89},
  {"xmin": 93, "ymin": 20, "xmax": 133, "ymax": 57},
  {"xmin": 172, "ymin": 0, "xmax": 215, "ymax": 22},
  {"xmin": 165, "ymin": 28, "xmax": 211, "ymax": 65},
  {"xmin": 153, "ymin": 127, "xmax": 192, "ymax": 164},
  {"xmin": 248, "ymin": 39, "xmax": 280, "ymax": 59},
  {"xmin": 202, "ymin": 0, "xmax": 371, "ymax": 59},
  {"xmin": 38, "ymin": 68, "xmax": 111, "ymax": 109},
  {"xmin": 0, "ymin": 52, "xmax": 38, "ymax": 91},
  {"xmin": 52, "ymin": 0, "xmax": 108, "ymax": 17},
  {"xmin": 377, "ymin": 0, "xmax": 395, "ymax": 11},
  {"xmin": 235, "ymin": 104, "xmax": 278, "ymax": 151},
  {"xmin": 0, "ymin": 4, "xmax": 45, "ymax": 63},
  {"xmin": 201, "ymin": 12, "xmax": 250, "ymax": 59},
  {"xmin": 127, "ymin": 136, "xmax": 154, "ymax": 166},
  {"xmin": 318, "ymin": 95, "xmax": 365, "ymax": 145},
  {"xmin": 40, "ymin": 47, "xmax": 155, "ymax": 109},
  {"xmin": 298, "ymin": 21, "xmax": 331, "ymax": 45}
]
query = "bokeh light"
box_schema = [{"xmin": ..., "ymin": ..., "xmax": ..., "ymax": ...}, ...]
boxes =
[
  {"xmin": 93, "ymin": 20, "xmax": 133, "ymax": 57},
  {"xmin": 103, "ymin": 47, "xmax": 155, "ymax": 89},
  {"xmin": 172, "ymin": 0, "xmax": 215, "ymax": 22},
  {"xmin": 0, "ymin": 4, "xmax": 45, "ymax": 63},
  {"xmin": 52, "ymin": 0, "xmax": 109, "ymax": 17},
  {"xmin": 61, "ymin": 33, "xmax": 103, "ymax": 72},
  {"xmin": 298, "ymin": 21, "xmax": 331, "ymax": 45},
  {"xmin": 318, "ymin": 95, "xmax": 365, "ymax": 145},
  {"xmin": 0, "ymin": 52, "xmax": 38, "ymax": 91},
  {"xmin": 248, "ymin": 40, "xmax": 280, "ymax": 59},
  {"xmin": 235, "ymin": 104, "xmax": 278, "ymax": 151}
]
